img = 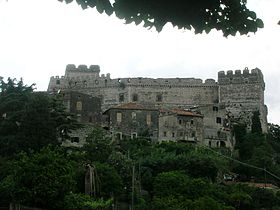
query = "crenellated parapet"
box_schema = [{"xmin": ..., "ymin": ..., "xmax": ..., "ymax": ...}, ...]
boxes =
[
  {"xmin": 218, "ymin": 67, "xmax": 267, "ymax": 132},
  {"xmin": 98, "ymin": 77, "xmax": 217, "ymax": 88},
  {"xmin": 218, "ymin": 67, "xmax": 265, "ymax": 88},
  {"xmin": 65, "ymin": 64, "xmax": 101, "ymax": 79}
]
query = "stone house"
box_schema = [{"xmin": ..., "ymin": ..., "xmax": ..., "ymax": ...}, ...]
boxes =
[
  {"xmin": 104, "ymin": 103, "xmax": 205, "ymax": 143},
  {"xmin": 103, "ymin": 103, "xmax": 159, "ymax": 141},
  {"xmin": 158, "ymin": 108, "xmax": 204, "ymax": 143},
  {"xmin": 60, "ymin": 91, "xmax": 102, "ymax": 146},
  {"xmin": 61, "ymin": 90, "xmax": 101, "ymax": 124},
  {"xmin": 191, "ymin": 104, "xmax": 233, "ymax": 148}
]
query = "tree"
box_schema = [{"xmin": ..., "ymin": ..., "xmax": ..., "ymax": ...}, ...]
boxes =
[
  {"xmin": 58, "ymin": 0, "xmax": 263, "ymax": 36},
  {"xmin": 83, "ymin": 127, "xmax": 113, "ymax": 163},
  {"xmin": 0, "ymin": 78, "xmax": 79, "ymax": 156},
  {"xmin": 0, "ymin": 147, "xmax": 78, "ymax": 209},
  {"xmin": 63, "ymin": 193, "xmax": 113, "ymax": 210},
  {"xmin": 251, "ymin": 111, "xmax": 262, "ymax": 134},
  {"xmin": 94, "ymin": 162, "xmax": 123, "ymax": 199}
]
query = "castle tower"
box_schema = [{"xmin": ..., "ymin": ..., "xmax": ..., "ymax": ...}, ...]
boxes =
[{"xmin": 218, "ymin": 68, "xmax": 267, "ymax": 132}]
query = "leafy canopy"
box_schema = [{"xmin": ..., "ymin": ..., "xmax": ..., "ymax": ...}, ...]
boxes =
[
  {"xmin": 58, "ymin": 0, "xmax": 264, "ymax": 36},
  {"xmin": 0, "ymin": 78, "xmax": 79, "ymax": 156}
]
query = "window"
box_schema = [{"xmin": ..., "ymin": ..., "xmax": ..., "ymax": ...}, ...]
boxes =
[
  {"xmin": 76, "ymin": 101, "xmax": 82, "ymax": 111},
  {"xmin": 132, "ymin": 94, "xmax": 138, "ymax": 102},
  {"xmin": 172, "ymin": 132, "xmax": 175, "ymax": 138},
  {"xmin": 116, "ymin": 132, "xmax": 122, "ymax": 140},
  {"xmin": 163, "ymin": 131, "xmax": 167, "ymax": 137},
  {"xmin": 77, "ymin": 114, "xmax": 81, "ymax": 122},
  {"xmin": 89, "ymin": 116, "xmax": 93, "ymax": 123},
  {"xmin": 56, "ymin": 79, "xmax": 60, "ymax": 85},
  {"xmin": 132, "ymin": 112, "xmax": 136, "ymax": 120},
  {"xmin": 216, "ymin": 117, "xmax": 222, "ymax": 124},
  {"xmin": 119, "ymin": 93, "xmax": 124, "ymax": 102},
  {"xmin": 178, "ymin": 119, "xmax": 182, "ymax": 125},
  {"xmin": 179, "ymin": 132, "xmax": 184, "ymax": 137},
  {"xmin": 213, "ymin": 106, "xmax": 218, "ymax": 111},
  {"xmin": 117, "ymin": 112, "xmax": 122, "ymax": 123},
  {"xmin": 190, "ymin": 119, "xmax": 194, "ymax": 125},
  {"xmin": 131, "ymin": 132, "xmax": 137, "ymax": 139},
  {"xmin": 156, "ymin": 94, "xmax": 162, "ymax": 102},
  {"xmin": 191, "ymin": 131, "xmax": 196, "ymax": 138},
  {"xmin": 71, "ymin": 137, "xmax": 79, "ymax": 143},
  {"xmin": 146, "ymin": 114, "xmax": 151, "ymax": 125}
]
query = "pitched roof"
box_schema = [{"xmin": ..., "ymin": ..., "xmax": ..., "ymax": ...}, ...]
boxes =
[
  {"xmin": 114, "ymin": 102, "xmax": 145, "ymax": 110},
  {"xmin": 107, "ymin": 102, "xmax": 157, "ymax": 111},
  {"xmin": 160, "ymin": 108, "xmax": 203, "ymax": 117},
  {"xmin": 171, "ymin": 109, "xmax": 203, "ymax": 117}
]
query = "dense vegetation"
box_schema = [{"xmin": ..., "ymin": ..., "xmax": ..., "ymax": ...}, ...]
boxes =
[{"xmin": 1, "ymin": 78, "xmax": 280, "ymax": 210}]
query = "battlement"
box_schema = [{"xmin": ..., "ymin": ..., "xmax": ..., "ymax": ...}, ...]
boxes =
[
  {"xmin": 66, "ymin": 64, "xmax": 100, "ymax": 73},
  {"xmin": 65, "ymin": 64, "xmax": 101, "ymax": 79},
  {"xmin": 50, "ymin": 76, "xmax": 65, "ymax": 80},
  {"xmin": 102, "ymin": 77, "xmax": 217, "ymax": 87},
  {"xmin": 218, "ymin": 67, "xmax": 264, "ymax": 86},
  {"xmin": 218, "ymin": 67, "xmax": 262, "ymax": 77}
]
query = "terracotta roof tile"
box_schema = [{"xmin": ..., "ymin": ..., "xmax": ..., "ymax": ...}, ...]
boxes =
[
  {"xmin": 110, "ymin": 102, "xmax": 157, "ymax": 111},
  {"xmin": 172, "ymin": 109, "xmax": 203, "ymax": 117}
]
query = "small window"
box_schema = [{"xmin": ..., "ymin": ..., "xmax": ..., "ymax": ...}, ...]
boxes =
[
  {"xmin": 132, "ymin": 94, "xmax": 138, "ymax": 102},
  {"xmin": 117, "ymin": 112, "xmax": 122, "ymax": 123},
  {"xmin": 89, "ymin": 116, "xmax": 93, "ymax": 123},
  {"xmin": 190, "ymin": 119, "xmax": 194, "ymax": 125},
  {"xmin": 76, "ymin": 101, "xmax": 82, "ymax": 111},
  {"xmin": 178, "ymin": 119, "xmax": 182, "ymax": 125},
  {"xmin": 132, "ymin": 112, "xmax": 136, "ymax": 120},
  {"xmin": 172, "ymin": 132, "xmax": 175, "ymax": 138},
  {"xmin": 179, "ymin": 132, "xmax": 184, "ymax": 137},
  {"xmin": 56, "ymin": 80, "xmax": 60, "ymax": 85},
  {"xmin": 220, "ymin": 141, "xmax": 226, "ymax": 147},
  {"xmin": 131, "ymin": 132, "xmax": 137, "ymax": 139},
  {"xmin": 146, "ymin": 114, "xmax": 151, "ymax": 125},
  {"xmin": 71, "ymin": 137, "xmax": 79, "ymax": 143},
  {"xmin": 77, "ymin": 114, "xmax": 81, "ymax": 122},
  {"xmin": 119, "ymin": 93, "xmax": 124, "ymax": 102},
  {"xmin": 156, "ymin": 94, "xmax": 162, "ymax": 102},
  {"xmin": 191, "ymin": 131, "xmax": 196, "ymax": 138},
  {"xmin": 163, "ymin": 131, "xmax": 167, "ymax": 137},
  {"xmin": 213, "ymin": 106, "xmax": 218, "ymax": 111},
  {"xmin": 216, "ymin": 117, "xmax": 222, "ymax": 124},
  {"xmin": 116, "ymin": 132, "xmax": 122, "ymax": 140}
]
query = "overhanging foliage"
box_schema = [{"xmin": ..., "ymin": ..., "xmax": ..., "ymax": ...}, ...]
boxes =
[{"xmin": 58, "ymin": 0, "xmax": 264, "ymax": 36}]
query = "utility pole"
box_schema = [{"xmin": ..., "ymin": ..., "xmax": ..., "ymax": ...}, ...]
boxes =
[{"xmin": 131, "ymin": 164, "xmax": 135, "ymax": 210}]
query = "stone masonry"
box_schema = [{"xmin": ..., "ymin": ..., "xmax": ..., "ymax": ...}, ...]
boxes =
[{"xmin": 48, "ymin": 65, "xmax": 268, "ymax": 148}]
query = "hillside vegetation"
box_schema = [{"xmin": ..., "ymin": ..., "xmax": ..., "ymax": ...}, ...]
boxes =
[{"xmin": 1, "ymin": 78, "xmax": 280, "ymax": 210}]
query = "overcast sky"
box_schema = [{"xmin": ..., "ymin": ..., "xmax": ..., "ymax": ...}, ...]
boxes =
[{"xmin": 0, "ymin": 0, "xmax": 279, "ymax": 124}]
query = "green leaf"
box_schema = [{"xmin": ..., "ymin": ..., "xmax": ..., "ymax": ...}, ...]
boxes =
[{"xmin": 256, "ymin": 18, "xmax": 264, "ymax": 28}]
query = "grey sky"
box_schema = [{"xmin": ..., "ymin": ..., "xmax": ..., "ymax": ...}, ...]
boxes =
[{"xmin": 0, "ymin": 0, "xmax": 279, "ymax": 124}]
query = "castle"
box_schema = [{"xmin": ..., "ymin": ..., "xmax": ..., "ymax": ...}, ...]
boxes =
[{"xmin": 48, "ymin": 64, "xmax": 268, "ymax": 148}]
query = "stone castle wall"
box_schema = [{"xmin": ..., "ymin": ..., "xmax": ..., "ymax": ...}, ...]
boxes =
[
  {"xmin": 218, "ymin": 68, "xmax": 267, "ymax": 132},
  {"xmin": 48, "ymin": 64, "xmax": 268, "ymax": 134},
  {"xmin": 48, "ymin": 64, "xmax": 219, "ymax": 110}
]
